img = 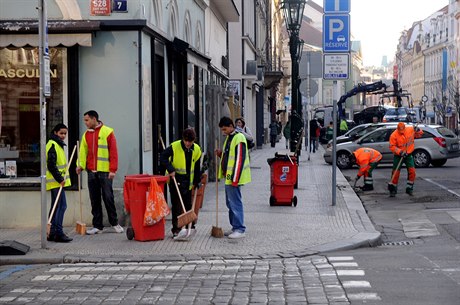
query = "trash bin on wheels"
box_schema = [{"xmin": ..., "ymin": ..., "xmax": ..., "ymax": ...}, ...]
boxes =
[
  {"xmin": 123, "ymin": 175, "xmax": 169, "ymax": 241},
  {"xmin": 267, "ymin": 153, "xmax": 298, "ymax": 207}
]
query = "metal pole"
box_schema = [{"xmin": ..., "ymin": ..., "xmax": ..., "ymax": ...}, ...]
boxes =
[
  {"xmin": 39, "ymin": 0, "xmax": 48, "ymax": 248},
  {"xmin": 289, "ymin": 33, "xmax": 298, "ymax": 152},
  {"xmin": 332, "ymin": 81, "xmax": 337, "ymax": 206},
  {"xmin": 306, "ymin": 52, "xmax": 311, "ymax": 160}
]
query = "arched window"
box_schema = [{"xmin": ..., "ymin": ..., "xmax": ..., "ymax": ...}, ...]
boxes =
[
  {"xmin": 195, "ymin": 21, "xmax": 202, "ymax": 52},
  {"xmin": 168, "ymin": 0, "xmax": 179, "ymax": 38},
  {"xmin": 184, "ymin": 11, "xmax": 192, "ymax": 44}
]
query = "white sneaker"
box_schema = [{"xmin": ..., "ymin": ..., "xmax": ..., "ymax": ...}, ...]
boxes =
[
  {"xmin": 86, "ymin": 227, "xmax": 102, "ymax": 235},
  {"xmin": 113, "ymin": 224, "xmax": 124, "ymax": 233},
  {"xmin": 228, "ymin": 231, "xmax": 245, "ymax": 239},
  {"xmin": 224, "ymin": 230, "xmax": 233, "ymax": 237}
]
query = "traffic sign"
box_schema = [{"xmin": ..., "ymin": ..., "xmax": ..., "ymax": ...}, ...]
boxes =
[
  {"xmin": 323, "ymin": 14, "xmax": 350, "ymax": 52},
  {"xmin": 323, "ymin": 53, "xmax": 349, "ymax": 80},
  {"xmin": 324, "ymin": 0, "xmax": 350, "ymax": 13}
]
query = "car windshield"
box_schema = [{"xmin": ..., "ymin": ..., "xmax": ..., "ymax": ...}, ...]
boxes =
[
  {"xmin": 385, "ymin": 108, "xmax": 407, "ymax": 115},
  {"xmin": 435, "ymin": 126, "xmax": 456, "ymax": 138},
  {"xmin": 345, "ymin": 124, "xmax": 368, "ymax": 137}
]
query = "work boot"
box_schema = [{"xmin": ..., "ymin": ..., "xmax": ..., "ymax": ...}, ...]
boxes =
[
  {"xmin": 406, "ymin": 188, "xmax": 413, "ymax": 196},
  {"xmin": 361, "ymin": 184, "xmax": 374, "ymax": 191},
  {"xmin": 389, "ymin": 191, "xmax": 396, "ymax": 197}
]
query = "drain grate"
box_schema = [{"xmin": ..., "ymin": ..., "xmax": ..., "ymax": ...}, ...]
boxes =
[{"xmin": 381, "ymin": 240, "xmax": 414, "ymax": 246}]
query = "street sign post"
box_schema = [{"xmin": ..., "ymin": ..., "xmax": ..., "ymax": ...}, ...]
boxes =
[
  {"xmin": 323, "ymin": 0, "xmax": 350, "ymax": 13},
  {"xmin": 323, "ymin": 53, "xmax": 349, "ymax": 80},
  {"xmin": 323, "ymin": 14, "xmax": 350, "ymax": 52}
]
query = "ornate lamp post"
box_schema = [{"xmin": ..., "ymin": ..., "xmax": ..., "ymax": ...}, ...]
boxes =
[{"xmin": 281, "ymin": 0, "xmax": 306, "ymax": 152}]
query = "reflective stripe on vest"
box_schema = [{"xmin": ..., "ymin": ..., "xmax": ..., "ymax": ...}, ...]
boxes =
[
  {"xmin": 46, "ymin": 140, "xmax": 71, "ymax": 190},
  {"xmin": 170, "ymin": 140, "xmax": 201, "ymax": 190}
]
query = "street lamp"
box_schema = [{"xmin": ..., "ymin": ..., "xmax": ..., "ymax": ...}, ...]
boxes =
[{"xmin": 281, "ymin": 0, "xmax": 306, "ymax": 153}]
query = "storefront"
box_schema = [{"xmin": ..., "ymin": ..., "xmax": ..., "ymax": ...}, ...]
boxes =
[{"xmin": 0, "ymin": 23, "xmax": 211, "ymax": 229}]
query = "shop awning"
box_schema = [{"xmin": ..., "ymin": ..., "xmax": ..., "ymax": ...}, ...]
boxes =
[{"xmin": 0, "ymin": 33, "xmax": 92, "ymax": 48}]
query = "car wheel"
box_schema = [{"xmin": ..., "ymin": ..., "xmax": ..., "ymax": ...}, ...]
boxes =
[
  {"xmin": 413, "ymin": 149, "xmax": 431, "ymax": 168},
  {"xmin": 431, "ymin": 159, "xmax": 447, "ymax": 167},
  {"xmin": 336, "ymin": 151, "xmax": 352, "ymax": 169}
]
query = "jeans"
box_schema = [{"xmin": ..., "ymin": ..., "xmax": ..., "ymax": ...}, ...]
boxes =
[
  {"xmin": 225, "ymin": 184, "xmax": 246, "ymax": 233},
  {"xmin": 49, "ymin": 188, "xmax": 67, "ymax": 236},
  {"xmin": 87, "ymin": 171, "xmax": 119, "ymax": 229},
  {"xmin": 309, "ymin": 137, "xmax": 318, "ymax": 152}
]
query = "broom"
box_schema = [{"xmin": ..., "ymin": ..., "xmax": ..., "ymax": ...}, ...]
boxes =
[
  {"xmin": 174, "ymin": 154, "xmax": 206, "ymax": 241},
  {"xmin": 75, "ymin": 141, "xmax": 86, "ymax": 235},
  {"xmin": 159, "ymin": 135, "xmax": 197, "ymax": 228},
  {"xmin": 47, "ymin": 144, "xmax": 77, "ymax": 238},
  {"xmin": 211, "ymin": 141, "xmax": 224, "ymax": 238}
]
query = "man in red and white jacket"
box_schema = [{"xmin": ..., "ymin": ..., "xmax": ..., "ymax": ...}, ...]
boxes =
[{"xmin": 76, "ymin": 110, "xmax": 123, "ymax": 235}]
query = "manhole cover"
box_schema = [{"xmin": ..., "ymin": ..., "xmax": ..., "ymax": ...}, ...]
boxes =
[{"xmin": 381, "ymin": 240, "xmax": 414, "ymax": 246}]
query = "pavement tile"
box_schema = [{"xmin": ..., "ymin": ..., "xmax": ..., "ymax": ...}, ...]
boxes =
[{"xmin": 0, "ymin": 142, "xmax": 380, "ymax": 265}]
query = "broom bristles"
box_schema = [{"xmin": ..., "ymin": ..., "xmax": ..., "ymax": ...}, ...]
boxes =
[
  {"xmin": 177, "ymin": 210, "xmax": 198, "ymax": 228},
  {"xmin": 211, "ymin": 226, "xmax": 224, "ymax": 238},
  {"xmin": 76, "ymin": 221, "xmax": 87, "ymax": 235}
]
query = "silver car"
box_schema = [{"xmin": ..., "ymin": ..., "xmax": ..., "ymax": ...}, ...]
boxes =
[{"xmin": 323, "ymin": 124, "xmax": 460, "ymax": 169}]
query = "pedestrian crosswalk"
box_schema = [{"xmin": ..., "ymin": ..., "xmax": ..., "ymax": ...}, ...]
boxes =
[
  {"xmin": 327, "ymin": 255, "xmax": 382, "ymax": 302},
  {"xmin": 0, "ymin": 257, "xmax": 383, "ymax": 304}
]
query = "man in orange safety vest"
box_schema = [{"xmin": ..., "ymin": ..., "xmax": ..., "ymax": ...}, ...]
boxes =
[{"xmin": 350, "ymin": 147, "xmax": 382, "ymax": 191}]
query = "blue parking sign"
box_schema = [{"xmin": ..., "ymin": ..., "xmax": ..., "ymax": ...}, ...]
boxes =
[
  {"xmin": 323, "ymin": 14, "xmax": 350, "ymax": 52},
  {"xmin": 324, "ymin": 0, "xmax": 350, "ymax": 13}
]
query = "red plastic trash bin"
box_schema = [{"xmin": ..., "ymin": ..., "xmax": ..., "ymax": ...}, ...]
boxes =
[
  {"xmin": 123, "ymin": 175, "xmax": 169, "ymax": 241},
  {"xmin": 267, "ymin": 153, "xmax": 298, "ymax": 206}
]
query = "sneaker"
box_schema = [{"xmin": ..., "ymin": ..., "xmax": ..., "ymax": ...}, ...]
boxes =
[
  {"xmin": 224, "ymin": 230, "xmax": 233, "ymax": 237},
  {"xmin": 228, "ymin": 231, "xmax": 245, "ymax": 239},
  {"xmin": 86, "ymin": 227, "xmax": 102, "ymax": 235},
  {"xmin": 113, "ymin": 224, "xmax": 124, "ymax": 233}
]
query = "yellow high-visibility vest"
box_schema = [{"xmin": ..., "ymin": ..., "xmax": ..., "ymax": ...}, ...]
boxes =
[
  {"xmin": 79, "ymin": 125, "xmax": 113, "ymax": 172},
  {"xmin": 46, "ymin": 140, "xmax": 71, "ymax": 190},
  {"xmin": 219, "ymin": 133, "xmax": 251, "ymax": 185},
  {"xmin": 170, "ymin": 140, "xmax": 202, "ymax": 190}
]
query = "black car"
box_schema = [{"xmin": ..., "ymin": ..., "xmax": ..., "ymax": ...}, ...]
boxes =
[{"xmin": 353, "ymin": 106, "xmax": 386, "ymax": 124}]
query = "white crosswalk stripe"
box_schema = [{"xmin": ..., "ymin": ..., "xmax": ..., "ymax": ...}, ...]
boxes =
[{"xmin": 328, "ymin": 256, "xmax": 382, "ymax": 302}]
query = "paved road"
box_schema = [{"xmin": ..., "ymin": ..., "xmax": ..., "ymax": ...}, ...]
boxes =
[{"xmin": 0, "ymin": 254, "xmax": 385, "ymax": 304}]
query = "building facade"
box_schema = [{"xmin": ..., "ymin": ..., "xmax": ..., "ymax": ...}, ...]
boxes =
[{"xmin": 0, "ymin": 0, "xmax": 238, "ymax": 228}]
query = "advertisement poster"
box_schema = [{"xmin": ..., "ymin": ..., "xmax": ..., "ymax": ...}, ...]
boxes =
[{"xmin": 90, "ymin": 0, "xmax": 111, "ymax": 16}]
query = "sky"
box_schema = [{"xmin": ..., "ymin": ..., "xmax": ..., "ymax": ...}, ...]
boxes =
[{"xmin": 311, "ymin": 0, "xmax": 449, "ymax": 67}]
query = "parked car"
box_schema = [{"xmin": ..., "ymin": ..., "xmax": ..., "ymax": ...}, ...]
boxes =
[
  {"xmin": 382, "ymin": 107, "xmax": 412, "ymax": 123},
  {"xmin": 353, "ymin": 106, "xmax": 386, "ymax": 124},
  {"xmin": 325, "ymin": 122, "xmax": 399, "ymax": 147},
  {"xmin": 319, "ymin": 119, "xmax": 356, "ymax": 144},
  {"xmin": 323, "ymin": 124, "xmax": 460, "ymax": 169}
]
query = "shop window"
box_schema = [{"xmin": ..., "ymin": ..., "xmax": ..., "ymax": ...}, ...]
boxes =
[{"xmin": 0, "ymin": 47, "xmax": 66, "ymax": 178}]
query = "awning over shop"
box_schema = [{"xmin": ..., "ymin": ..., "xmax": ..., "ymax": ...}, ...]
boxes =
[{"xmin": 0, "ymin": 33, "xmax": 92, "ymax": 48}]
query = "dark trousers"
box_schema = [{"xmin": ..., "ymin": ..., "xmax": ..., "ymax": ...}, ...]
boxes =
[
  {"xmin": 169, "ymin": 182, "xmax": 193, "ymax": 233},
  {"xmin": 270, "ymin": 135, "xmax": 277, "ymax": 147},
  {"xmin": 49, "ymin": 188, "xmax": 67, "ymax": 236},
  {"xmin": 87, "ymin": 171, "xmax": 118, "ymax": 229}
]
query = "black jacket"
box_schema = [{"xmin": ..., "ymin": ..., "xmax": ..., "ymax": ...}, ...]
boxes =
[{"xmin": 47, "ymin": 134, "xmax": 66, "ymax": 184}]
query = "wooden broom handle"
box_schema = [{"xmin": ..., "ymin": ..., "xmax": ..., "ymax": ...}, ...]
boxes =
[
  {"xmin": 215, "ymin": 140, "xmax": 219, "ymax": 227},
  {"xmin": 77, "ymin": 141, "xmax": 82, "ymax": 221},
  {"xmin": 48, "ymin": 144, "xmax": 77, "ymax": 224},
  {"xmin": 159, "ymin": 134, "xmax": 187, "ymax": 214}
]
